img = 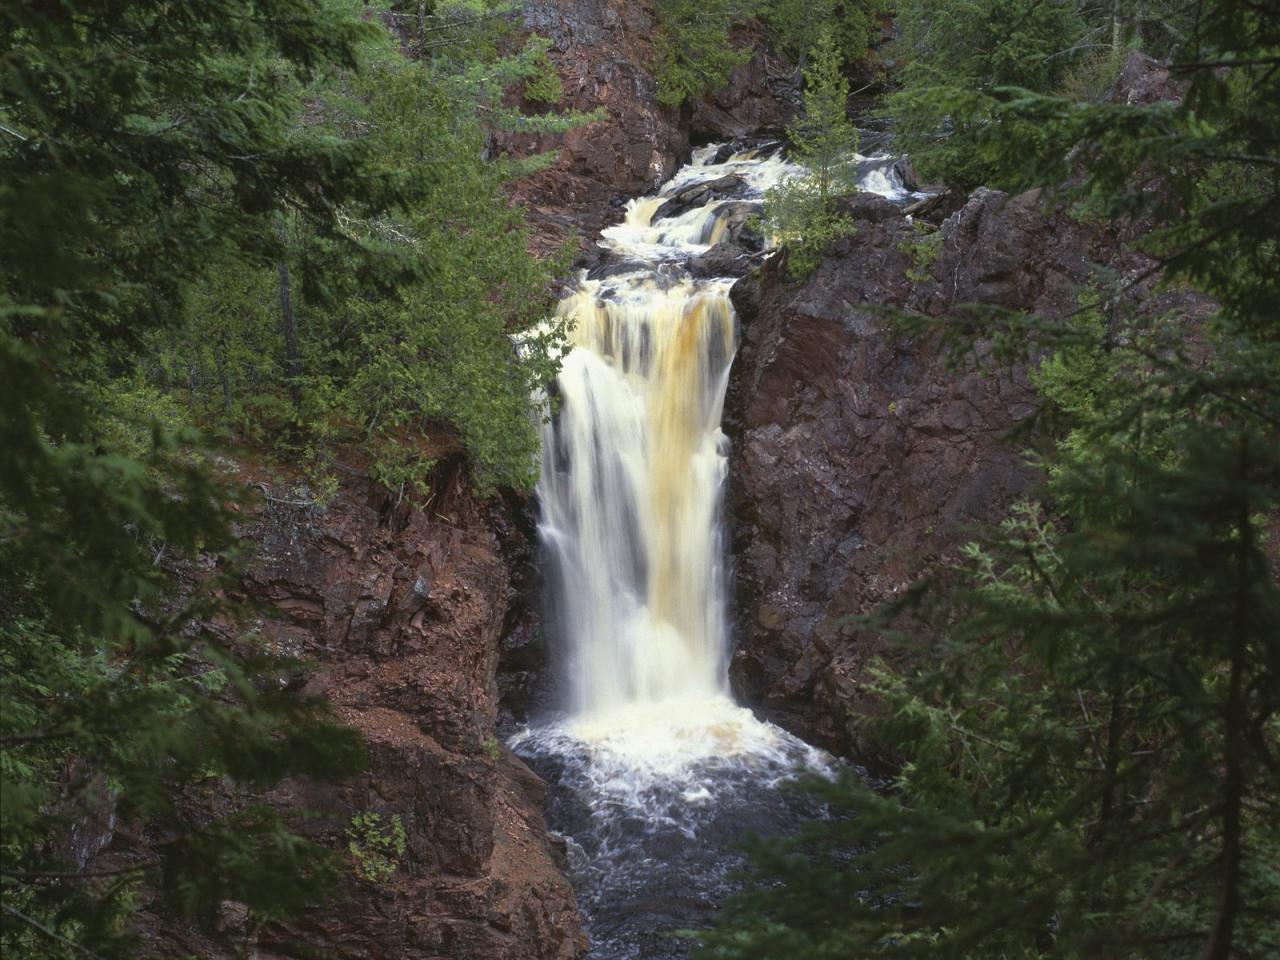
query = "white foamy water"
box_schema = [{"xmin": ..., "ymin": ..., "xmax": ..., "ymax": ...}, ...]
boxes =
[{"xmin": 511, "ymin": 695, "xmax": 831, "ymax": 815}]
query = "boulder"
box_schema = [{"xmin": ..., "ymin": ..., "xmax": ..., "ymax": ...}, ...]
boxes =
[{"xmin": 652, "ymin": 174, "xmax": 755, "ymax": 222}]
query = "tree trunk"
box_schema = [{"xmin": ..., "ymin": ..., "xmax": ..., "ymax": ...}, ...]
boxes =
[
  {"xmin": 215, "ymin": 336, "xmax": 233, "ymax": 419},
  {"xmin": 1204, "ymin": 444, "xmax": 1253, "ymax": 960},
  {"xmin": 277, "ymin": 257, "xmax": 302, "ymax": 409}
]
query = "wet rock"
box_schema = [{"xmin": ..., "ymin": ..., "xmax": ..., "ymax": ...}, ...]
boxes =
[
  {"xmin": 709, "ymin": 201, "xmax": 766, "ymax": 252},
  {"xmin": 834, "ymin": 192, "xmax": 904, "ymax": 223},
  {"xmin": 587, "ymin": 258, "xmax": 655, "ymax": 281},
  {"xmin": 892, "ymin": 156, "xmax": 920, "ymax": 192},
  {"xmin": 652, "ymin": 174, "xmax": 754, "ymax": 222},
  {"xmin": 723, "ymin": 191, "xmax": 1098, "ymax": 765},
  {"xmin": 501, "ymin": 4, "xmax": 795, "ymax": 258},
  {"xmin": 688, "ymin": 244, "xmax": 766, "ymax": 279},
  {"xmin": 728, "ymin": 265, "xmax": 764, "ymax": 321},
  {"xmin": 690, "ymin": 24, "xmax": 797, "ymax": 140},
  {"xmin": 902, "ymin": 186, "xmax": 967, "ymax": 223},
  {"xmin": 711, "ymin": 137, "xmax": 785, "ymax": 165},
  {"xmin": 725, "ymin": 139, "xmax": 1215, "ymax": 767}
]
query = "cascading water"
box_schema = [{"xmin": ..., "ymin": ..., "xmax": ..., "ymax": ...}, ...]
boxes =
[
  {"xmin": 512, "ymin": 142, "xmax": 923, "ymax": 959},
  {"xmin": 539, "ymin": 277, "xmax": 735, "ymax": 713}
]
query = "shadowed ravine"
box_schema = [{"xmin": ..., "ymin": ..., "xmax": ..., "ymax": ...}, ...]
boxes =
[{"xmin": 511, "ymin": 144, "xmax": 921, "ymax": 959}]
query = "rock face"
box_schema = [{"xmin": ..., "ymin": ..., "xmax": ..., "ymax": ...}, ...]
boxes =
[
  {"xmin": 725, "ymin": 190, "xmax": 1118, "ymax": 764},
  {"xmin": 506, "ymin": 2, "xmax": 794, "ymax": 255},
  {"xmin": 138, "ymin": 467, "xmax": 584, "ymax": 960},
  {"xmin": 723, "ymin": 50, "xmax": 1207, "ymax": 766}
]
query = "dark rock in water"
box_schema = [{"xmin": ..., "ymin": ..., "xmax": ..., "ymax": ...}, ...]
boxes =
[
  {"xmin": 852, "ymin": 154, "xmax": 895, "ymax": 181},
  {"xmin": 688, "ymin": 244, "xmax": 766, "ymax": 279},
  {"xmin": 854, "ymin": 122, "xmax": 892, "ymax": 155},
  {"xmin": 710, "ymin": 137, "xmax": 785, "ymax": 165},
  {"xmin": 587, "ymin": 258, "xmax": 654, "ymax": 281},
  {"xmin": 653, "ymin": 174, "xmax": 755, "ymax": 222},
  {"xmin": 834, "ymin": 192, "xmax": 903, "ymax": 223},
  {"xmin": 893, "ymin": 156, "xmax": 921, "ymax": 192},
  {"xmin": 710, "ymin": 140, "xmax": 753, "ymax": 165},
  {"xmin": 709, "ymin": 201, "xmax": 766, "ymax": 252}
]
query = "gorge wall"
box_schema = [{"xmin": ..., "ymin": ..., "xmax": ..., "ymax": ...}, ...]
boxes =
[
  {"xmin": 723, "ymin": 54, "xmax": 1206, "ymax": 764},
  {"xmin": 136, "ymin": 464, "xmax": 582, "ymax": 960},
  {"xmin": 504, "ymin": 0, "xmax": 795, "ymax": 254}
]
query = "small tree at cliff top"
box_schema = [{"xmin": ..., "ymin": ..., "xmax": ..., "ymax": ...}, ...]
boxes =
[{"xmin": 766, "ymin": 29, "xmax": 860, "ymax": 277}]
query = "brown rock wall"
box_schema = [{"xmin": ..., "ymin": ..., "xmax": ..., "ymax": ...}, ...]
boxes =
[
  {"xmin": 505, "ymin": 2, "xmax": 795, "ymax": 256},
  {"xmin": 725, "ymin": 190, "xmax": 1115, "ymax": 764},
  {"xmin": 138, "ymin": 468, "xmax": 584, "ymax": 959}
]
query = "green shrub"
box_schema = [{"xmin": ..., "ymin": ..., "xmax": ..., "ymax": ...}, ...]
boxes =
[
  {"xmin": 653, "ymin": 0, "xmax": 757, "ymax": 107},
  {"xmin": 345, "ymin": 812, "xmax": 407, "ymax": 884},
  {"xmin": 765, "ymin": 29, "xmax": 859, "ymax": 278},
  {"xmin": 901, "ymin": 227, "xmax": 943, "ymax": 282},
  {"xmin": 522, "ymin": 41, "xmax": 563, "ymax": 104}
]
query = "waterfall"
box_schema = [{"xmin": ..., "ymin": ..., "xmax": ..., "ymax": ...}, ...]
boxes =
[
  {"xmin": 535, "ymin": 143, "xmax": 920, "ymax": 733},
  {"xmin": 512, "ymin": 141, "xmax": 923, "ymax": 960},
  {"xmin": 539, "ymin": 277, "xmax": 736, "ymax": 714}
]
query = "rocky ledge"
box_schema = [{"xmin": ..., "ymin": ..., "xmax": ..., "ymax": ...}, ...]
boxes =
[{"xmin": 502, "ymin": 1, "xmax": 795, "ymax": 257}]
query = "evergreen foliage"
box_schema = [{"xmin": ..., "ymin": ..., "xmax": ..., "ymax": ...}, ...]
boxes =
[
  {"xmin": 652, "ymin": 0, "xmax": 884, "ymax": 108},
  {"xmin": 1, "ymin": 0, "xmax": 576, "ymax": 955},
  {"xmin": 888, "ymin": 0, "xmax": 1228, "ymax": 189},
  {"xmin": 765, "ymin": 30, "xmax": 860, "ymax": 278},
  {"xmin": 703, "ymin": 1, "xmax": 1280, "ymax": 957},
  {"xmin": 146, "ymin": 13, "xmax": 578, "ymax": 495},
  {"xmin": 889, "ymin": 0, "xmax": 1087, "ymax": 188},
  {"xmin": 759, "ymin": 0, "xmax": 886, "ymax": 68},
  {"xmin": 653, "ymin": 0, "xmax": 759, "ymax": 108}
]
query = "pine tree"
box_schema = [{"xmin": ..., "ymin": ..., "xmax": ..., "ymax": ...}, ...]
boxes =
[
  {"xmin": 2, "ymin": 1, "xmax": 590, "ymax": 947},
  {"xmin": 888, "ymin": 0, "xmax": 1088, "ymax": 188},
  {"xmin": 766, "ymin": 28, "xmax": 860, "ymax": 277},
  {"xmin": 0, "ymin": 1, "xmax": 417, "ymax": 955},
  {"xmin": 651, "ymin": 0, "xmax": 884, "ymax": 108},
  {"xmin": 653, "ymin": 0, "xmax": 760, "ymax": 107},
  {"xmin": 145, "ymin": 6, "xmax": 585, "ymax": 497},
  {"xmin": 759, "ymin": 0, "xmax": 885, "ymax": 67}
]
